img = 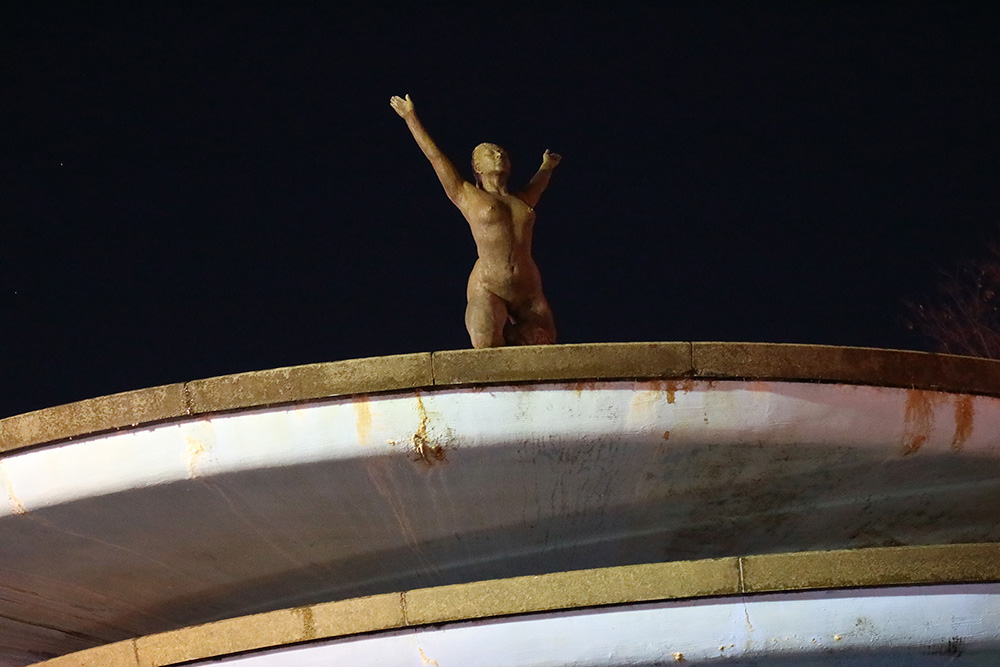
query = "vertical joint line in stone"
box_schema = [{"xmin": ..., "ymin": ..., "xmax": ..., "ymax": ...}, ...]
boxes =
[
  {"xmin": 738, "ymin": 557, "xmax": 746, "ymax": 594},
  {"xmin": 400, "ymin": 591, "xmax": 410, "ymax": 626}
]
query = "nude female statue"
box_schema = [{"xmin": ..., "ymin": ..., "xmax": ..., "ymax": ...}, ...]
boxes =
[{"xmin": 390, "ymin": 94, "xmax": 560, "ymax": 348}]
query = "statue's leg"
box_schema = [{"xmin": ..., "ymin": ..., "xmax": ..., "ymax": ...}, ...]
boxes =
[
  {"xmin": 505, "ymin": 297, "xmax": 556, "ymax": 346},
  {"xmin": 466, "ymin": 288, "xmax": 507, "ymax": 348}
]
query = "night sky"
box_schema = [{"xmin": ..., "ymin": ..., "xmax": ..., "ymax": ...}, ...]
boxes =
[{"xmin": 4, "ymin": 4, "xmax": 1000, "ymax": 417}]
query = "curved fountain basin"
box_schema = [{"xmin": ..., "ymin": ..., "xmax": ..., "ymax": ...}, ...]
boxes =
[
  {"xmin": 4, "ymin": 343, "xmax": 1000, "ymax": 665},
  {"xmin": 183, "ymin": 584, "xmax": 1000, "ymax": 666},
  {"xmin": 34, "ymin": 547, "xmax": 1000, "ymax": 666}
]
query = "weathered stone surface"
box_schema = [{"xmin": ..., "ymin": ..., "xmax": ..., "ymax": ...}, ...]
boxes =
[
  {"xmin": 309, "ymin": 593, "xmax": 404, "ymax": 639},
  {"xmin": 0, "ymin": 384, "xmax": 186, "ymax": 452},
  {"xmin": 404, "ymin": 557, "xmax": 739, "ymax": 626},
  {"xmin": 134, "ymin": 609, "xmax": 303, "ymax": 667},
  {"xmin": 742, "ymin": 543, "xmax": 1000, "ymax": 593},
  {"xmin": 692, "ymin": 342, "xmax": 1000, "ymax": 394},
  {"xmin": 432, "ymin": 342, "xmax": 692, "ymax": 386},
  {"xmin": 186, "ymin": 353, "xmax": 433, "ymax": 414},
  {"xmin": 31, "ymin": 640, "xmax": 137, "ymax": 667}
]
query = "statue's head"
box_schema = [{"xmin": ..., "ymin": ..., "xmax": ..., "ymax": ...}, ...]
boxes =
[{"xmin": 472, "ymin": 143, "xmax": 510, "ymax": 183}]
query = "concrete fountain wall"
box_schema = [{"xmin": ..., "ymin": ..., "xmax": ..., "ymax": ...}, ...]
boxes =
[{"xmin": 3, "ymin": 343, "xmax": 1000, "ymax": 666}]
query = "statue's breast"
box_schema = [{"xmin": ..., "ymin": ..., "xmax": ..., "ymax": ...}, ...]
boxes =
[
  {"xmin": 475, "ymin": 198, "xmax": 512, "ymax": 226},
  {"xmin": 512, "ymin": 197, "xmax": 535, "ymax": 217},
  {"xmin": 470, "ymin": 195, "xmax": 534, "ymax": 243}
]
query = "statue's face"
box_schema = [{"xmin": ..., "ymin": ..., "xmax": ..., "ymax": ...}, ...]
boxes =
[{"xmin": 472, "ymin": 143, "xmax": 510, "ymax": 177}]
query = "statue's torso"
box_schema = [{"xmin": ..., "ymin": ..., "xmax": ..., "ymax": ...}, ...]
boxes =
[{"xmin": 461, "ymin": 189, "xmax": 541, "ymax": 301}]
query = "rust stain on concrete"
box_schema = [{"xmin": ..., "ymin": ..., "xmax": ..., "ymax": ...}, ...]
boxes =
[
  {"xmin": 572, "ymin": 380, "xmax": 598, "ymax": 396},
  {"xmin": 412, "ymin": 395, "xmax": 446, "ymax": 466},
  {"xmin": 662, "ymin": 430, "xmax": 671, "ymax": 440},
  {"xmin": 629, "ymin": 387, "xmax": 660, "ymax": 417},
  {"xmin": 354, "ymin": 395, "xmax": 373, "ymax": 446},
  {"xmin": 184, "ymin": 435, "xmax": 207, "ymax": 478},
  {"xmin": 951, "ymin": 395, "xmax": 975, "ymax": 452},
  {"xmin": 629, "ymin": 379, "xmax": 695, "ymax": 411},
  {"xmin": 6, "ymin": 480, "xmax": 27, "ymax": 515},
  {"xmin": 419, "ymin": 647, "xmax": 440, "ymax": 666},
  {"xmin": 0, "ymin": 462, "xmax": 27, "ymax": 515},
  {"xmin": 662, "ymin": 379, "xmax": 694, "ymax": 405},
  {"xmin": 901, "ymin": 389, "xmax": 941, "ymax": 455}
]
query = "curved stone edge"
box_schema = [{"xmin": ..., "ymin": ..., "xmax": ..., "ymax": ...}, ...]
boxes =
[
  {"xmin": 30, "ymin": 543, "xmax": 1000, "ymax": 667},
  {"xmin": 6, "ymin": 342, "xmax": 1000, "ymax": 453}
]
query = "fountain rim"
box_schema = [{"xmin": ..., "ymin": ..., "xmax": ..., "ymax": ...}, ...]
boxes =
[
  {"xmin": 5, "ymin": 341, "xmax": 1000, "ymax": 453},
  {"xmin": 32, "ymin": 542, "xmax": 1000, "ymax": 667}
]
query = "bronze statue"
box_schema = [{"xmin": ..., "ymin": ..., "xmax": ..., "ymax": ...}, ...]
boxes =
[{"xmin": 390, "ymin": 94, "xmax": 560, "ymax": 348}]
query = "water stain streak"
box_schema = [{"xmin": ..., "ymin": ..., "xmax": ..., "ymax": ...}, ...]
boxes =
[
  {"xmin": 901, "ymin": 389, "xmax": 941, "ymax": 455},
  {"xmin": 354, "ymin": 396, "xmax": 373, "ymax": 446},
  {"xmin": 951, "ymin": 395, "xmax": 975, "ymax": 452}
]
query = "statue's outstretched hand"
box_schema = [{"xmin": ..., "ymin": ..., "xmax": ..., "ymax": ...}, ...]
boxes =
[
  {"xmin": 390, "ymin": 94, "xmax": 414, "ymax": 118},
  {"xmin": 542, "ymin": 149, "xmax": 562, "ymax": 169}
]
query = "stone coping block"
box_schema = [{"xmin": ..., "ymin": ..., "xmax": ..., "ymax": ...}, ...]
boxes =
[
  {"xmin": 185, "ymin": 352, "xmax": 433, "ymax": 414},
  {"xmin": 5, "ymin": 342, "xmax": 1000, "ymax": 453},
  {"xmin": 742, "ymin": 543, "xmax": 1000, "ymax": 593},
  {"xmin": 431, "ymin": 342, "xmax": 692, "ymax": 385},
  {"xmin": 32, "ymin": 642, "xmax": 138, "ymax": 667},
  {"xmin": 692, "ymin": 342, "xmax": 1000, "ymax": 393},
  {"xmin": 403, "ymin": 557, "xmax": 739, "ymax": 626},
  {"xmin": 31, "ymin": 543, "xmax": 1000, "ymax": 667},
  {"xmin": 0, "ymin": 384, "xmax": 186, "ymax": 453}
]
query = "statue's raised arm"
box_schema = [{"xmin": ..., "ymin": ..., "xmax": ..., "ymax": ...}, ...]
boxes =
[
  {"xmin": 518, "ymin": 149, "xmax": 562, "ymax": 208},
  {"xmin": 390, "ymin": 94, "xmax": 470, "ymax": 204}
]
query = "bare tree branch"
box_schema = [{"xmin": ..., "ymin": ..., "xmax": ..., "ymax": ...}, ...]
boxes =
[{"xmin": 907, "ymin": 228, "xmax": 1000, "ymax": 359}]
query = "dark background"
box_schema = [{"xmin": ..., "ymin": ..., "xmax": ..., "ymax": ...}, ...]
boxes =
[{"xmin": 3, "ymin": 3, "xmax": 999, "ymax": 417}]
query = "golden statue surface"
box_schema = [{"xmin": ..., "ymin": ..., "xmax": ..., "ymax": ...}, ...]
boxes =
[{"xmin": 391, "ymin": 94, "xmax": 560, "ymax": 348}]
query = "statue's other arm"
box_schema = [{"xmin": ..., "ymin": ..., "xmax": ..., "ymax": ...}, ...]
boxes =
[
  {"xmin": 390, "ymin": 94, "xmax": 468, "ymax": 204},
  {"xmin": 518, "ymin": 150, "xmax": 562, "ymax": 208}
]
